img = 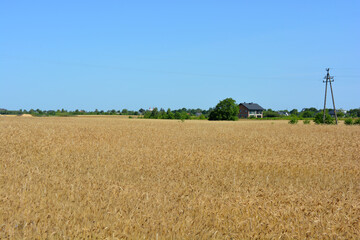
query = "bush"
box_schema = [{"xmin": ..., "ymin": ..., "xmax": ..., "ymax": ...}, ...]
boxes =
[
  {"xmin": 198, "ymin": 114, "xmax": 206, "ymax": 120},
  {"xmin": 288, "ymin": 118, "xmax": 298, "ymax": 124},
  {"xmin": 263, "ymin": 110, "xmax": 280, "ymax": 118},
  {"xmin": 344, "ymin": 118, "xmax": 353, "ymax": 125},
  {"xmin": 303, "ymin": 119, "xmax": 310, "ymax": 124},
  {"xmin": 354, "ymin": 118, "xmax": 360, "ymax": 125},
  {"xmin": 208, "ymin": 98, "xmax": 239, "ymax": 121},
  {"xmin": 314, "ymin": 112, "xmax": 335, "ymax": 125}
]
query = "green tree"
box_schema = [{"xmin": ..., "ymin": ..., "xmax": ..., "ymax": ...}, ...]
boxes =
[
  {"xmin": 166, "ymin": 108, "xmax": 174, "ymax": 119},
  {"xmin": 209, "ymin": 98, "xmax": 239, "ymax": 121},
  {"xmin": 144, "ymin": 111, "xmax": 152, "ymax": 118},
  {"xmin": 348, "ymin": 108, "xmax": 360, "ymax": 117},
  {"xmin": 301, "ymin": 111, "xmax": 315, "ymax": 118},
  {"xmin": 158, "ymin": 108, "xmax": 167, "ymax": 119},
  {"xmin": 174, "ymin": 111, "xmax": 182, "ymax": 119},
  {"xmin": 337, "ymin": 111, "xmax": 345, "ymax": 118},
  {"xmin": 150, "ymin": 108, "xmax": 159, "ymax": 119},
  {"xmin": 139, "ymin": 108, "xmax": 145, "ymax": 115},
  {"xmin": 180, "ymin": 111, "xmax": 190, "ymax": 120},
  {"xmin": 290, "ymin": 109, "xmax": 298, "ymax": 116}
]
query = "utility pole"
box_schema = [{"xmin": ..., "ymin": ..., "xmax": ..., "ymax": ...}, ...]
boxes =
[{"xmin": 323, "ymin": 68, "xmax": 338, "ymax": 124}]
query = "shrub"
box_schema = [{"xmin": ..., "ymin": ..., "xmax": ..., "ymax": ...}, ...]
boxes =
[
  {"xmin": 354, "ymin": 118, "xmax": 360, "ymax": 125},
  {"xmin": 303, "ymin": 119, "xmax": 310, "ymax": 125},
  {"xmin": 314, "ymin": 112, "xmax": 335, "ymax": 125},
  {"xmin": 288, "ymin": 118, "xmax": 298, "ymax": 124},
  {"xmin": 198, "ymin": 114, "xmax": 206, "ymax": 120},
  {"xmin": 263, "ymin": 110, "xmax": 280, "ymax": 118},
  {"xmin": 344, "ymin": 118, "xmax": 353, "ymax": 125}
]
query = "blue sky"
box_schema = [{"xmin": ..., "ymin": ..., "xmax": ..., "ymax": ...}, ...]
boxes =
[{"xmin": 1, "ymin": 0, "xmax": 359, "ymax": 111}]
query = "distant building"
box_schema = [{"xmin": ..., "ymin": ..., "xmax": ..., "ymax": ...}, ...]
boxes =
[
  {"xmin": 278, "ymin": 111, "xmax": 290, "ymax": 116},
  {"xmin": 239, "ymin": 102, "xmax": 265, "ymax": 118},
  {"xmin": 329, "ymin": 109, "xmax": 346, "ymax": 117}
]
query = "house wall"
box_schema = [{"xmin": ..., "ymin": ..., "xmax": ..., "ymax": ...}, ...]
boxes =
[
  {"xmin": 238, "ymin": 105, "xmax": 263, "ymax": 118},
  {"xmin": 253, "ymin": 111, "xmax": 263, "ymax": 118},
  {"xmin": 248, "ymin": 111, "xmax": 263, "ymax": 118},
  {"xmin": 239, "ymin": 105, "xmax": 249, "ymax": 118}
]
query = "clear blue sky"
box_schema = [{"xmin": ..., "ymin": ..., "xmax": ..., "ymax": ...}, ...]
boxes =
[{"xmin": 1, "ymin": 0, "xmax": 359, "ymax": 111}]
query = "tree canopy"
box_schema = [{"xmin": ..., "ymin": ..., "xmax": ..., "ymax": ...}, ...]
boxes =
[{"xmin": 209, "ymin": 98, "xmax": 239, "ymax": 121}]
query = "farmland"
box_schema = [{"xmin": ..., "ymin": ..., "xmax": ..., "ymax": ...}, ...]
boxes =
[{"xmin": 0, "ymin": 116, "xmax": 359, "ymax": 239}]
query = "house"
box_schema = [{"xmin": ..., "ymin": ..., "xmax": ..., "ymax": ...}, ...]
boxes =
[
  {"xmin": 239, "ymin": 102, "xmax": 265, "ymax": 118},
  {"xmin": 278, "ymin": 111, "xmax": 290, "ymax": 116},
  {"xmin": 329, "ymin": 109, "xmax": 346, "ymax": 117},
  {"xmin": 328, "ymin": 110, "xmax": 336, "ymax": 117}
]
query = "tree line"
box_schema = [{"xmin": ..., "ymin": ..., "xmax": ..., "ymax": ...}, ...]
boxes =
[
  {"xmin": 0, "ymin": 108, "xmax": 213, "ymax": 118},
  {"xmin": 263, "ymin": 108, "xmax": 360, "ymax": 118},
  {"xmin": 1, "ymin": 103, "xmax": 359, "ymax": 119}
]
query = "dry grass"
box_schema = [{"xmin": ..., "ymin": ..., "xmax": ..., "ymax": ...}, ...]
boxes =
[{"xmin": 0, "ymin": 117, "xmax": 359, "ymax": 239}]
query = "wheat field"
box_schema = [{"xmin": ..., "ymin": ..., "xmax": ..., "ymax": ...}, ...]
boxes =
[{"xmin": 0, "ymin": 116, "xmax": 359, "ymax": 239}]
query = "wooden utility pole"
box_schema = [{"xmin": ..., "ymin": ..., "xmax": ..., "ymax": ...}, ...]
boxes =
[{"xmin": 323, "ymin": 68, "xmax": 338, "ymax": 124}]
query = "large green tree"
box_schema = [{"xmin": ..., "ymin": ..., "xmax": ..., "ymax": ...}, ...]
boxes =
[{"xmin": 209, "ymin": 98, "xmax": 239, "ymax": 121}]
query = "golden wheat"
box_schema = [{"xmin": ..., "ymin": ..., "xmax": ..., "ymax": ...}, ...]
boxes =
[{"xmin": 0, "ymin": 116, "xmax": 359, "ymax": 239}]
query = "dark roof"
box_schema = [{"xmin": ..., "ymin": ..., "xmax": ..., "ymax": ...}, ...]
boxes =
[{"xmin": 239, "ymin": 102, "xmax": 264, "ymax": 111}]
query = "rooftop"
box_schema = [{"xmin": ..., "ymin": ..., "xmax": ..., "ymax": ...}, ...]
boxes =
[{"xmin": 240, "ymin": 102, "xmax": 265, "ymax": 111}]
